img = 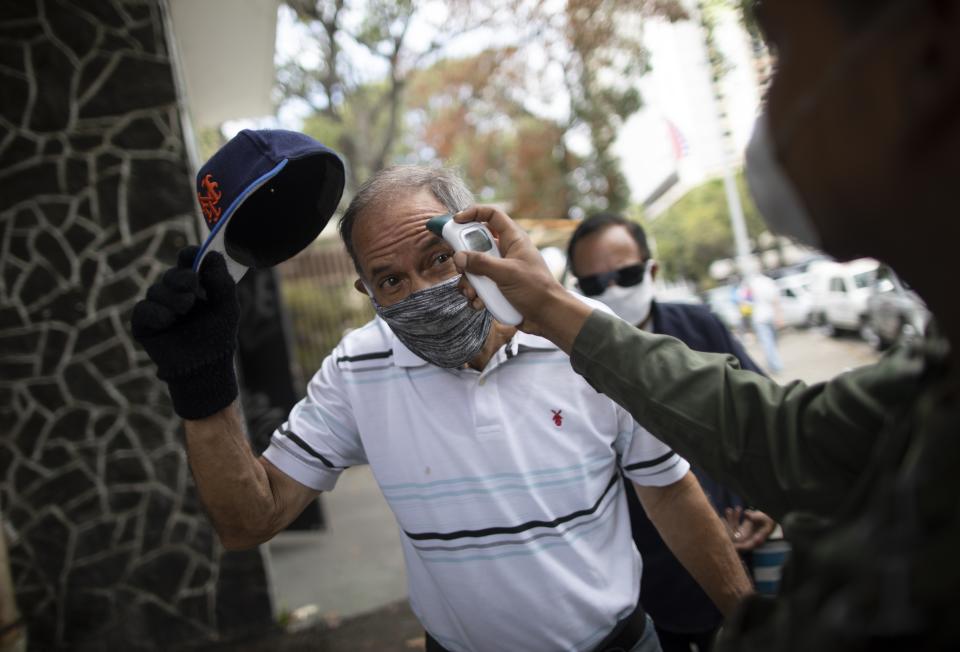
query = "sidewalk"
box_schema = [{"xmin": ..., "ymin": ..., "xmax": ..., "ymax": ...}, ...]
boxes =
[
  {"xmin": 203, "ymin": 600, "xmax": 425, "ymax": 652},
  {"xmin": 209, "ymin": 465, "xmax": 419, "ymax": 651},
  {"xmin": 740, "ymin": 327, "xmax": 879, "ymax": 384},
  {"xmin": 264, "ymin": 467, "xmax": 407, "ymax": 620}
]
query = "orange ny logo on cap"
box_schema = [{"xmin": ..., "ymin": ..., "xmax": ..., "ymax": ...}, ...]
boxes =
[{"xmin": 197, "ymin": 174, "xmax": 222, "ymax": 227}]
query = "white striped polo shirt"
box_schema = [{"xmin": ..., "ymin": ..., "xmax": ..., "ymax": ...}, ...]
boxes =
[{"xmin": 263, "ymin": 310, "xmax": 689, "ymax": 652}]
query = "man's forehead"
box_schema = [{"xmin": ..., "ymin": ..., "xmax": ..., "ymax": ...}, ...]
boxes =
[
  {"xmin": 353, "ymin": 187, "xmax": 448, "ymax": 271},
  {"xmin": 364, "ymin": 186, "xmax": 445, "ymax": 221},
  {"xmin": 575, "ymin": 224, "xmax": 643, "ymax": 271}
]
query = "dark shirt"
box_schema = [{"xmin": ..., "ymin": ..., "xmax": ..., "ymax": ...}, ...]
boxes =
[{"xmin": 629, "ymin": 301, "xmax": 764, "ymax": 634}]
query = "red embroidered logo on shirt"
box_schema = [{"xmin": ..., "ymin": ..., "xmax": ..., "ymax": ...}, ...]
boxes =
[
  {"xmin": 197, "ymin": 174, "xmax": 223, "ymax": 227},
  {"xmin": 551, "ymin": 409, "xmax": 563, "ymax": 427}
]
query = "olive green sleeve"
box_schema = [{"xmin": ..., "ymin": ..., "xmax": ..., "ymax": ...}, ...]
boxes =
[{"xmin": 570, "ymin": 310, "xmax": 925, "ymax": 521}]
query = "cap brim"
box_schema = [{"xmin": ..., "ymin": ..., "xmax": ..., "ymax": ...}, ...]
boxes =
[
  {"xmin": 195, "ymin": 225, "xmax": 249, "ymax": 282},
  {"xmin": 193, "ymin": 159, "xmax": 289, "ymax": 283}
]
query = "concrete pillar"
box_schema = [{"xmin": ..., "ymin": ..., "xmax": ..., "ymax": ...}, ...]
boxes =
[{"xmin": 0, "ymin": 1, "xmax": 273, "ymax": 648}]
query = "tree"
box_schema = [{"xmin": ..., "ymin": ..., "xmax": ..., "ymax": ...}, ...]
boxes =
[
  {"xmin": 405, "ymin": 1, "xmax": 687, "ymax": 218},
  {"xmin": 404, "ymin": 47, "xmax": 574, "ymax": 218},
  {"xmin": 557, "ymin": 0, "xmax": 686, "ymax": 215},
  {"xmin": 279, "ymin": 0, "xmax": 503, "ymax": 189},
  {"xmin": 279, "ymin": 0, "xmax": 687, "ymax": 216},
  {"xmin": 648, "ymin": 171, "xmax": 766, "ymax": 287}
]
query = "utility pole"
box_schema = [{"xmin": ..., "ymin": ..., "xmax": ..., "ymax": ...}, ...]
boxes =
[{"xmin": 694, "ymin": 0, "xmax": 753, "ymax": 274}]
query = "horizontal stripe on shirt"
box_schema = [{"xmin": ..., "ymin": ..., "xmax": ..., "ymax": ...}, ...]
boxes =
[
  {"xmin": 404, "ymin": 471, "xmax": 619, "ymax": 541},
  {"xmin": 279, "ymin": 426, "xmax": 347, "ymax": 470},
  {"xmin": 624, "ymin": 451, "xmax": 676, "ymax": 471}
]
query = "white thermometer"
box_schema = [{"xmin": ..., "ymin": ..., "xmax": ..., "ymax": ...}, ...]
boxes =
[{"xmin": 426, "ymin": 214, "xmax": 523, "ymax": 326}]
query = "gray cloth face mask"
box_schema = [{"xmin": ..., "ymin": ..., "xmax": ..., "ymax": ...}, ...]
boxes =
[{"xmin": 371, "ymin": 276, "xmax": 493, "ymax": 368}]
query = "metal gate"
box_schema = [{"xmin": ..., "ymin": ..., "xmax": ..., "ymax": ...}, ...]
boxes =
[{"xmin": 276, "ymin": 238, "xmax": 375, "ymax": 389}]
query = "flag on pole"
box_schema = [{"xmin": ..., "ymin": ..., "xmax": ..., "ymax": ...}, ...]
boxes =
[{"xmin": 665, "ymin": 118, "xmax": 690, "ymax": 161}]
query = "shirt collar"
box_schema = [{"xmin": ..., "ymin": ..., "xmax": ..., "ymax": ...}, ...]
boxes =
[
  {"xmin": 512, "ymin": 329, "xmax": 558, "ymax": 353},
  {"xmin": 370, "ymin": 316, "xmax": 428, "ymax": 368}
]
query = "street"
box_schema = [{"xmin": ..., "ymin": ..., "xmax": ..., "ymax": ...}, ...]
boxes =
[{"xmin": 741, "ymin": 326, "xmax": 881, "ymax": 385}]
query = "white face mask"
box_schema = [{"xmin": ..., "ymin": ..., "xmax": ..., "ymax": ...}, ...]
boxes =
[
  {"xmin": 745, "ymin": 112, "xmax": 822, "ymax": 250},
  {"xmin": 595, "ymin": 264, "xmax": 655, "ymax": 327}
]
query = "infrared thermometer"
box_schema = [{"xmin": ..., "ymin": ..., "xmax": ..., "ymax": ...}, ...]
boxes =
[{"xmin": 426, "ymin": 214, "xmax": 523, "ymax": 326}]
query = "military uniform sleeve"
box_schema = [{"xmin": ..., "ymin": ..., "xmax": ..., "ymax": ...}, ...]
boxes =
[{"xmin": 570, "ymin": 310, "xmax": 926, "ymax": 520}]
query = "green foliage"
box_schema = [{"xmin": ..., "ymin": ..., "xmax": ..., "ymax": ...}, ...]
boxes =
[
  {"xmin": 405, "ymin": 48, "xmax": 572, "ymax": 218},
  {"xmin": 735, "ymin": 0, "xmax": 762, "ymax": 39},
  {"xmin": 301, "ymin": 80, "xmax": 403, "ymax": 187},
  {"xmin": 280, "ymin": 275, "xmax": 374, "ymax": 386},
  {"xmin": 279, "ymin": 0, "xmax": 424, "ymax": 191},
  {"xmin": 195, "ymin": 126, "xmax": 226, "ymax": 164},
  {"xmin": 561, "ymin": 0, "xmax": 678, "ymax": 216},
  {"xmin": 648, "ymin": 171, "xmax": 766, "ymax": 288},
  {"xmin": 354, "ymin": 0, "xmax": 414, "ymax": 49}
]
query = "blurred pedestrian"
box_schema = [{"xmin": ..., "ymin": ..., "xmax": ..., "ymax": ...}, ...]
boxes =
[{"xmin": 736, "ymin": 271, "xmax": 784, "ymax": 374}]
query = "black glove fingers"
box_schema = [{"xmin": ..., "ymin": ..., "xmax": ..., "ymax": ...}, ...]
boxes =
[
  {"xmin": 177, "ymin": 245, "xmax": 201, "ymax": 269},
  {"xmin": 162, "ymin": 266, "xmax": 199, "ymax": 294},
  {"xmin": 131, "ymin": 245, "xmax": 241, "ymax": 420},
  {"xmin": 131, "ymin": 299, "xmax": 177, "ymax": 338},
  {"xmin": 147, "ymin": 281, "xmax": 196, "ymax": 316},
  {"xmin": 198, "ymin": 251, "xmax": 237, "ymax": 306}
]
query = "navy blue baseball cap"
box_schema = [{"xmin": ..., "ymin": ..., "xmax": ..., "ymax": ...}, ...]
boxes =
[{"xmin": 193, "ymin": 129, "xmax": 346, "ymax": 281}]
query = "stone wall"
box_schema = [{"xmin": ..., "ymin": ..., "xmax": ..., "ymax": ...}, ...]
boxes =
[{"xmin": 0, "ymin": 1, "xmax": 272, "ymax": 649}]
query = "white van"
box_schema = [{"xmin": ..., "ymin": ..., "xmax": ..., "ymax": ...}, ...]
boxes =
[
  {"xmin": 808, "ymin": 258, "xmax": 881, "ymax": 333},
  {"xmin": 775, "ymin": 272, "xmax": 814, "ymax": 328}
]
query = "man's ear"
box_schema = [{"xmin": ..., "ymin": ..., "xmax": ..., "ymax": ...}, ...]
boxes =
[
  {"xmin": 354, "ymin": 278, "xmax": 369, "ymax": 296},
  {"xmin": 650, "ymin": 260, "xmax": 659, "ymax": 282}
]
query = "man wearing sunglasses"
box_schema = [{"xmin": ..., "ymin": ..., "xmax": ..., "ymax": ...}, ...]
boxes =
[{"xmin": 568, "ymin": 213, "xmax": 777, "ymax": 652}]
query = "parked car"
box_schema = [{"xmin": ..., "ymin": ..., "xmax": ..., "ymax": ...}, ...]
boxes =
[
  {"xmin": 766, "ymin": 254, "xmax": 833, "ymax": 281},
  {"xmin": 775, "ymin": 272, "xmax": 814, "ymax": 328},
  {"xmin": 807, "ymin": 258, "xmax": 881, "ymax": 335},
  {"xmin": 864, "ymin": 265, "xmax": 930, "ymax": 350}
]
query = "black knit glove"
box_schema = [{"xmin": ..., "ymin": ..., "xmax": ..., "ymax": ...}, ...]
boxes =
[{"xmin": 131, "ymin": 246, "xmax": 240, "ymax": 420}]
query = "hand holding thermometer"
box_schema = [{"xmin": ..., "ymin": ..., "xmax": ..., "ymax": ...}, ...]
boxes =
[{"xmin": 426, "ymin": 214, "xmax": 523, "ymax": 326}]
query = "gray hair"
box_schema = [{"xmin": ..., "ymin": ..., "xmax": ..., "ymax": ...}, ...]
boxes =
[{"xmin": 339, "ymin": 165, "xmax": 474, "ymax": 275}]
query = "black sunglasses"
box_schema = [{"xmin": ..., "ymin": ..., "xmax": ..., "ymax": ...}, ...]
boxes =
[{"xmin": 576, "ymin": 263, "xmax": 647, "ymax": 297}]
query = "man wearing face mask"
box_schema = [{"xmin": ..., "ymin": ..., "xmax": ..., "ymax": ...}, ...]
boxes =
[
  {"xmin": 568, "ymin": 213, "xmax": 777, "ymax": 652},
  {"xmin": 131, "ymin": 165, "xmax": 753, "ymax": 652},
  {"xmin": 452, "ymin": 1, "xmax": 960, "ymax": 648}
]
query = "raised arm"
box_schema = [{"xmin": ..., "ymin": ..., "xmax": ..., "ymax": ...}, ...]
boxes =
[
  {"xmin": 453, "ymin": 207, "xmax": 926, "ymax": 520},
  {"xmin": 184, "ymin": 402, "xmax": 319, "ymax": 549},
  {"xmin": 573, "ymin": 311, "xmax": 924, "ymax": 520},
  {"xmin": 132, "ymin": 248, "xmax": 318, "ymax": 549}
]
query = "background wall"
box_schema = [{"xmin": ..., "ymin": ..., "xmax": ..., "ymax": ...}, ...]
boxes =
[{"xmin": 0, "ymin": 1, "xmax": 272, "ymax": 649}]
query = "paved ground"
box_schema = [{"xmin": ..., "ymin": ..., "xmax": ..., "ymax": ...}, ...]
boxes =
[
  {"xmin": 219, "ymin": 326, "xmax": 880, "ymax": 651},
  {"xmin": 740, "ymin": 326, "xmax": 880, "ymax": 384},
  {"xmin": 265, "ymin": 467, "xmax": 407, "ymax": 621}
]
